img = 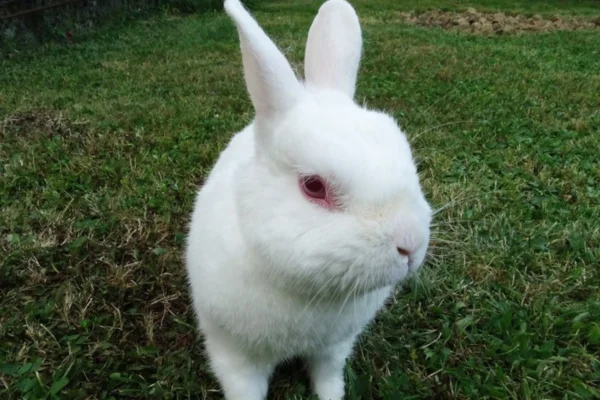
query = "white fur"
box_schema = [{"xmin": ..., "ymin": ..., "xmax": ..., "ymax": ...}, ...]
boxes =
[{"xmin": 185, "ymin": 0, "xmax": 432, "ymax": 399}]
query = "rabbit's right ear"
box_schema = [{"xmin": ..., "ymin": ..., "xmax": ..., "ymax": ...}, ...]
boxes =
[
  {"xmin": 224, "ymin": 0, "xmax": 304, "ymax": 119},
  {"xmin": 304, "ymin": 0, "xmax": 362, "ymax": 99}
]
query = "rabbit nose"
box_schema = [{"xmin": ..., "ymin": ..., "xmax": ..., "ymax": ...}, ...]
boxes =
[
  {"xmin": 397, "ymin": 247, "xmax": 411, "ymax": 257},
  {"xmin": 394, "ymin": 234, "xmax": 424, "ymax": 261},
  {"xmin": 396, "ymin": 246, "xmax": 415, "ymax": 270},
  {"xmin": 391, "ymin": 214, "xmax": 426, "ymax": 261}
]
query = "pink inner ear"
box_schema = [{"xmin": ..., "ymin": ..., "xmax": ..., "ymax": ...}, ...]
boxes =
[{"xmin": 299, "ymin": 175, "xmax": 337, "ymax": 210}]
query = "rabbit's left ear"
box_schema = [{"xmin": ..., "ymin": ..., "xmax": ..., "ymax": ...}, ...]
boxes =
[{"xmin": 304, "ymin": 0, "xmax": 362, "ymax": 99}]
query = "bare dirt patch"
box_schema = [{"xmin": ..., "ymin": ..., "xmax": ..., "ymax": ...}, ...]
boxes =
[
  {"xmin": 0, "ymin": 108, "xmax": 86, "ymax": 140},
  {"xmin": 398, "ymin": 8, "xmax": 600, "ymax": 35}
]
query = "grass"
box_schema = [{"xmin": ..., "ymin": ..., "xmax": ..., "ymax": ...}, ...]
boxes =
[
  {"xmin": 0, "ymin": 0, "xmax": 268, "ymax": 58},
  {"xmin": 1, "ymin": 0, "xmax": 599, "ymax": 398}
]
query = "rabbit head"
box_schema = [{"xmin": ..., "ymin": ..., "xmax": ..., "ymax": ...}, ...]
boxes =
[{"xmin": 225, "ymin": 0, "xmax": 432, "ymax": 298}]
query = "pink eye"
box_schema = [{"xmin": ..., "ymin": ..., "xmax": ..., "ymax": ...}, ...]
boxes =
[
  {"xmin": 301, "ymin": 175, "xmax": 326, "ymax": 200},
  {"xmin": 299, "ymin": 175, "xmax": 337, "ymax": 210}
]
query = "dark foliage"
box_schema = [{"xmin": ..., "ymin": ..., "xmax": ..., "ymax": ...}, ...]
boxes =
[{"xmin": 0, "ymin": 0, "xmax": 227, "ymax": 56}]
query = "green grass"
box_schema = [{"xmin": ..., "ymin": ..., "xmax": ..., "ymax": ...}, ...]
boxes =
[
  {"xmin": 0, "ymin": 0, "xmax": 229, "ymax": 58},
  {"xmin": 1, "ymin": 0, "xmax": 600, "ymax": 398}
]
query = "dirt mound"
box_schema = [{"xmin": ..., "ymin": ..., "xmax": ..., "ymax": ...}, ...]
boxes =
[{"xmin": 398, "ymin": 8, "xmax": 600, "ymax": 35}]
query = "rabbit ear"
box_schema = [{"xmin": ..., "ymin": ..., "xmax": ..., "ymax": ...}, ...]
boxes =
[
  {"xmin": 304, "ymin": 0, "xmax": 362, "ymax": 99},
  {"xmin": 224, "ymin": 0, "xmax": 304, "ymax": 118}
]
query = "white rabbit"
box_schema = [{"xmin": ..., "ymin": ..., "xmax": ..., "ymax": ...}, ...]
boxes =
[{"xmin": 185, "ymin": 0, "xmax": 432, "ymax": 399}]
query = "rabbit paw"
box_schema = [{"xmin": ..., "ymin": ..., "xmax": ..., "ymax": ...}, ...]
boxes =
[{"xmin": 308, "ymin": 339, "xmax": 355, "ymax": 400}]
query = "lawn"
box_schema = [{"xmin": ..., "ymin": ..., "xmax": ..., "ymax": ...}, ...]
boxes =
[{"xmin": 1, "ymin": 0, "xmax": 599, "ymax": 398}]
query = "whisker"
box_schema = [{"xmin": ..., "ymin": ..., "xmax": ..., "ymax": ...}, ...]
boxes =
[
  {"xmin": 431, "ymin": 194, "xmax": 475, "ymax": 216},
  {"xmin": 337, "ymin": 266, "xmax": 362, "ymax": 318},
  {"xmin": 403, "ymin": 85, "xmax": 462, "ymax": 130},
  {"xmin": 296, "ymin": 258, "xmax": 345, "ymax": 317},
  {"xmin": 429, "ymin": 238, "xmax": 463, "ymax": 245},
  {"xmin": 411, "ymin": 120, "xmax": 473, "ymax": 141},
  {"xmin": 430, "ymin": 219, "xmax": 470, "ymax": 227}
]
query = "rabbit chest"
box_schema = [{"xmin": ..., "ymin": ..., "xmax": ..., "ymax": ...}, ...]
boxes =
[{"xmin": 195, "ymin": 271, "xmax": 392, "ymax": 362}]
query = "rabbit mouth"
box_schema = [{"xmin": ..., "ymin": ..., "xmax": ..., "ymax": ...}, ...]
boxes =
[{"xmin": 407, "ymin": 256, "xmax": 415, "ymax": 272}]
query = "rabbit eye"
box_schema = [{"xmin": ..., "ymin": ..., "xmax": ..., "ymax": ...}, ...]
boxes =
[
  {"xmin": 299, "ymin": 175, "xmax": 338, "ymax": 210},
  {"xmin": 301, "ymin": 175, "xmax": 326, "ymax": 200}
]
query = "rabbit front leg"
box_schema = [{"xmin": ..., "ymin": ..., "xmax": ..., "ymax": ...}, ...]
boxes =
[
  {"xmin": 307, "ymin": 337, "xmax": 356, "ymax": 400},
  {"xmin": 204, "ymin": 333, "xmax": 274, "ymax": 400}
]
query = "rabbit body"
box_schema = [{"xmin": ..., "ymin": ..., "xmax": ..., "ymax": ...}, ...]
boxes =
[
  {"xmin": 187, "ymin": 124, "xmax": 392, "ymax": 356},
  {"xmin": 185, "ymin": 0, "xmax": 432, "ymax": 399},
  {"xmin": 187, "ymin": 123, "xmax": 393, "ymax": 400}
]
